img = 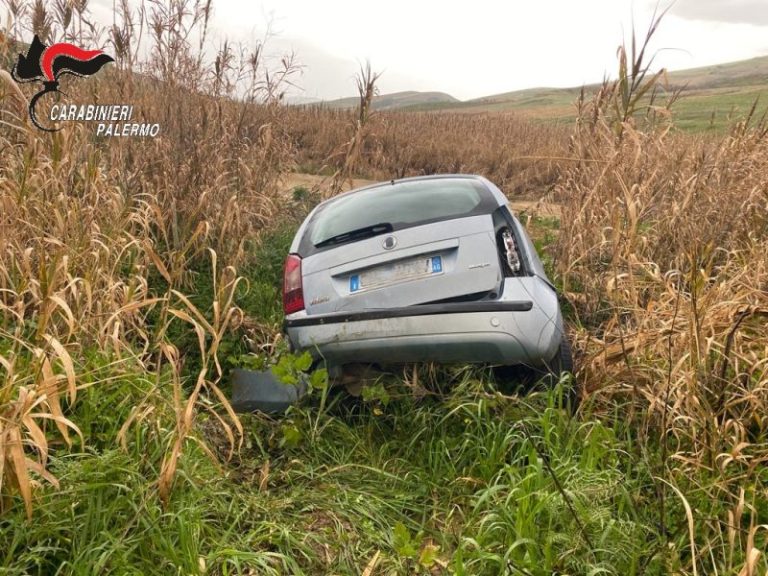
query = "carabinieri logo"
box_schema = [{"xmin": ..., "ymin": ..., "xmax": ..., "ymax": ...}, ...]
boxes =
[{"xmin": 11, "ymin": 35, "xmax": 114, "ymax": 132}]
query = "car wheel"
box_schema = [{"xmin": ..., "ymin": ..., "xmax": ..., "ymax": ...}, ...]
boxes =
[
  {"xmin": 493, "ymin": 334, "xmax": 578, "ymax": 408},
  {"xmin": 547, "ymin": 334, "xmax": 573, "ymax": 377},
  {"xmin": 540, "ymin": 335, "xmax": 579, "ymax": 409}
]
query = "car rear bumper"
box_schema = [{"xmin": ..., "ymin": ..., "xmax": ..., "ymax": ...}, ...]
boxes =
[{"xmin": 284, "ymin": 300, "xmax": 562, "ymax": 367}]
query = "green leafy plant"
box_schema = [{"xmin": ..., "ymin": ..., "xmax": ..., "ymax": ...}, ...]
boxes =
[
  {"xmin": 361, "ymin": 381, "xmax": 390, "ymax": 408},
  {"xmin": 271, "ymin": 351, "xmax": 313, "ymax": 386},
  {"xmin": 392, "ymin": 521, "xmax": 419, "ymax": 559},
  {"xmin": 271, "ymin": 350, "xmax": 329, "ymax": 393}
]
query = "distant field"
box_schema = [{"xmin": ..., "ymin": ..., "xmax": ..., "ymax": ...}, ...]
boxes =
[
  {"xmin": 460, "ymin": 56, "xmax": 768, "ymax": 131},
  {"xmin": 325, "ymin": 56, "xmax": 768, "ymax": 131},
  {"xmin": 405, "ymin": 84, "xmax": 768, "ymax": 132},
  {"xmin": 670, "ymin": 84, "xmax": 768, "ymax": 130}
]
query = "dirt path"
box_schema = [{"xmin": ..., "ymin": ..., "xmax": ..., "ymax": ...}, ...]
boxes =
[
  {"xmin": 282, "ymin": 173, "xmax": 377, "ymax": 195},
  {"xmin": 281, "ymin": 173, "xmax": 561, "ymax": 218}
]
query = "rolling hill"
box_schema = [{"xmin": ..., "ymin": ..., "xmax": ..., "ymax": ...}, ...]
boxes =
[
  {"xmin": 453, "ymin": 55, "xmax": 768, "ymax": 129},
  {"xmin": 320, "ymin": 55, "xmax": 768, "ymax": 130},
  {"xmin": 322, "ymin": 90, "xmax": 459, "ymax": 110}
]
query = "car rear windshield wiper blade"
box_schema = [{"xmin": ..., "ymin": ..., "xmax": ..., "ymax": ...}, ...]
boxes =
[{"xmin": 314, "ymin": 222, "xmax": 393, "ymax": 248}]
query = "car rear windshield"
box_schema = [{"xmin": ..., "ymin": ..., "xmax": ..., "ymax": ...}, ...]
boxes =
[{"xmin": 304, "ymin": 178, "xmax": 496, "ymax": 251}]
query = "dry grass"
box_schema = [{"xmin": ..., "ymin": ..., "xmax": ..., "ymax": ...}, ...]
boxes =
[
  {"xmin": 553, "ymin": 17, "xmax": 768, "ymax": 572},
  {"xmin": 0, "ymin": 0, "xmax": 297, "ymax": 514},
  {"xmin": 558, "ymin": 33, "xmax": 768, "ymax": 457},
  {"xmin": 287, "ymin": 105, "xmax": 568, "ymax": 195}
]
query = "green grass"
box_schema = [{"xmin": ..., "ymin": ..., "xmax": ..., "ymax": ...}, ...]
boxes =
[
  {"xmin": 7, "ymin": 358, "xmax": 750, "ymax": 575},
  {"xmin": 669, "ymin": 85, "xmax": 768, "ymax": 131},
  {"xmin": 412, "ymin": 87, "xmax": 768, "ymax": 133},
  {"xmin": 0, "ymin": 366, "xmax": 667, "ymax": 575}
]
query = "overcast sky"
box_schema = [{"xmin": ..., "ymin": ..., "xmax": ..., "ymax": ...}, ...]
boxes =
[{"xmin": 91, "ymin": 0, "xmax": 768, "ymax": 100}]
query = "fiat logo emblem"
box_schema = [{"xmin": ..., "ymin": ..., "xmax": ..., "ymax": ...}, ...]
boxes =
[{"xmin": 382, "ymin": 236, "xmax": 397, "ymax": 250}]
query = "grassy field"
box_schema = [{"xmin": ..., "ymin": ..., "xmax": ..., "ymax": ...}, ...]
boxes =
[
  {"xmin": 398, "ymin": 89, "xmax": 768, "ymax": 132},
  {"xmin": 669, "ymin": 84, "xmax": 768, "ymax": 130},
  {"xmin": 1, "ymin": 4, "xmax": 767, "ymax": 575},
  {"xmin": 359, "ymin": 56, "xmax": 768, "ymax": 131},
  {"xmin": 403, "ymin": 85, "xmax": 768, "ymax": 132}
]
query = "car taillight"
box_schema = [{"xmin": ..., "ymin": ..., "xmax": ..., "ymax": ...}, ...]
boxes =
[{"xmin": 283, "ymin": 254, "xmax": 304, "ymax": 314}]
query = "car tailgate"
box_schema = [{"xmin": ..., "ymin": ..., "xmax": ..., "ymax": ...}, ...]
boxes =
[{"xmin": 301, "ymin": 214, "xmax": 502, "ymax": 314}]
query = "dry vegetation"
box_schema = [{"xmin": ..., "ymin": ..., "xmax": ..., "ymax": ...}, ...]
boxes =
[
  {"xmin": 554, "ymin": 25, "xmax": 768, "ymax": 570},
  {"xmin": 0, "ymin": 1, "xmax": 766, "ymax": 574},
  {"xmin": 289, "ymin": 105, "xmax": 566, "ymax": 195},
  {"xmin": 0, "ymin": 0, "xmax": 302, "ymax": 515}
]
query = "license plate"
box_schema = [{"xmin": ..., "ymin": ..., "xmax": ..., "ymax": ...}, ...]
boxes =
[{"xmin": 350, "ymin": 256, "xmax": 442, "ymax": 293}]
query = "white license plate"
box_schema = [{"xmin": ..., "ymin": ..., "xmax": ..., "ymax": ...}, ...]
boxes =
[{"xmin": 350, "ymin": 256, "xmax": 442, "ymax": 293}]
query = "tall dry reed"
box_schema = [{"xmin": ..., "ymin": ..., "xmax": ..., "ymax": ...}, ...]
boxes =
[
  {"xmin": 554, "ymin": 14, "xmax": 768, "ymax": 571},
  {"xmin": 0, "ymin": 0, "xmax": 297, "ymax": 513}
]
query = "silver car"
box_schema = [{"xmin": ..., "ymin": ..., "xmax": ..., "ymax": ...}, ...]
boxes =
[{"xmin": 282, "ymin": 175, "xmax": 572, "ymax": 379}]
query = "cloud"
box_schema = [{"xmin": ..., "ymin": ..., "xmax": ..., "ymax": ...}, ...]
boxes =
[
  {"xmin": 262, "ymin": 37, "xmax": 429, "ymax": 100},
  {"xmin": 657, "ymin": 0, "xmax": 768, "ymax": 26}
]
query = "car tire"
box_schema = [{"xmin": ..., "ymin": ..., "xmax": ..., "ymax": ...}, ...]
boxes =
[
  {"xmin": 548, "ymin": 334, "xmax": 573, "ymax": 376},
  {"xmin": 493, "ymin": 333, "xmax": 578, "ymax": 408},
  {"xmin": 541, "ymin": 334, "xmax": 579, "ymax": 410}
]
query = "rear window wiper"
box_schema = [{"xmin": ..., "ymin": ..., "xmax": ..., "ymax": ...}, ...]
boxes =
[{"xmin": 314, "ymin": 222, "xmax": 393, "ymax": 248}]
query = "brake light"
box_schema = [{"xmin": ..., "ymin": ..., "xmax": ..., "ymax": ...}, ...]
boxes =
[{"xmin": 283, "ymin": 254, "xmax": 304, "ymax": 314}]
